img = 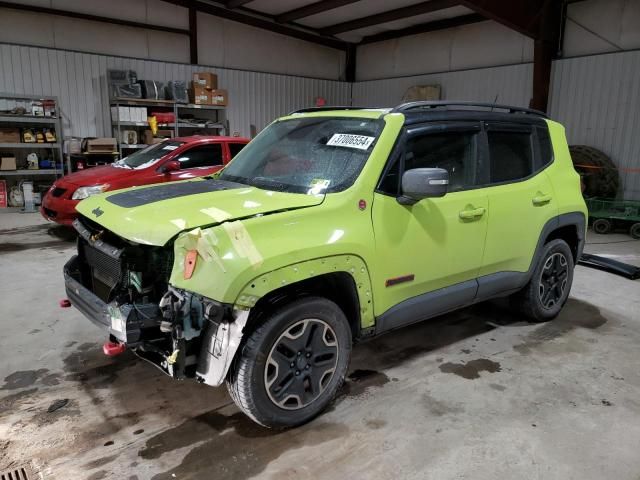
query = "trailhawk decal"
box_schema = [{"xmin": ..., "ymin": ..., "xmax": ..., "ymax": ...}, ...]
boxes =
[{"xmin": 326, "ymin": 133, "xmax": 375, "ymax": 150}]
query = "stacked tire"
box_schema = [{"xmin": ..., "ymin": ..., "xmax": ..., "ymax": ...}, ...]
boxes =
[{"xmin": 569, "ymin": 145, "xmax": 619, "ymax": 199}]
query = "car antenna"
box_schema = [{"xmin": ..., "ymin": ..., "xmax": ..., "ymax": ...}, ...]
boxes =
[{"xmin": 490, "ymin": 94, "xmax": 499, "ymax": 111}]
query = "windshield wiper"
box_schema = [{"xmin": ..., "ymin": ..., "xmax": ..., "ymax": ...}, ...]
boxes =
[{"xmin": 249, "ymin": 177, "xmax": 289, "ymax": 191}]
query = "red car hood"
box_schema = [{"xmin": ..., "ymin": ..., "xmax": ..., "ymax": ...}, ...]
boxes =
[{"xmin": 61, "ymin": 164, "xmax": 138, "ymax": 187}]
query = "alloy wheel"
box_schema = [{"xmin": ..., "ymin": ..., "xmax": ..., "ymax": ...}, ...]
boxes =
[
  {"xmin": 264, "ymin": 319, "xmax": 339, "ymax": 410},
  {"xmin": 538, "ymin": 252, "xmax": 569, "ymax": 309}
]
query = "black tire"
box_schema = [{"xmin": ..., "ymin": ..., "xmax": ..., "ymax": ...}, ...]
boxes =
[
  {"xmin": 226, "ymin": 297, "xmax": 352, "ymax": 429},
  {"xmin": 592, "ymin": 218, "xmax": 612, "ymax": 234},
  {"xmin": 630, "ymin": 223, "xmax": 640, "ymax": 240},
  {"xmin": 510, "ymin": 239, "xmax": 575, "ymax": 322},
  {"xmin": 569, "ymin": 145, "xmax": 619, "ymax": 199}
]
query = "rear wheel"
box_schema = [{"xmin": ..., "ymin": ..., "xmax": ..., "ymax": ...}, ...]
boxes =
[
  {"xmin": 226, "ymin": 297, "xmax": 352, "ymax": 428},
  {"xmin": 511, "ymin": 239, "xmax": 574, "ymax": 322},
  {"xmin": 630, "ymin": 223, "xmax": 640, "ymax": 240},
  {"xmin": 592, "ymin": 218, "xmax": 612, "ymax": 234}
]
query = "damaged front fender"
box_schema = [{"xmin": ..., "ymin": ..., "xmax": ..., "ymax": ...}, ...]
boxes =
[
  {"xmin": 234, "ymin": 255, "xmax": 375, "ymax": 329},
  {"xmin": 196, "ymin": 309, "xmax": 249, "ymax": 387}
]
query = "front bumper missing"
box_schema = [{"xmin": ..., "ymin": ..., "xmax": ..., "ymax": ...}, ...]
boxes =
[
  {"xmin": 64, "ymin": 255, "xmax": 248, "ymax": 386},
  {"xmin": 63, "ymin": 255, "xmax": 161, "ymax": 345}
]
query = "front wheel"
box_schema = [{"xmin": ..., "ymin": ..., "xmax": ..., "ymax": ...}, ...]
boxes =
[
  {"xmin": 511, "ymin": 239, "xmax": 575, "ymax": 322},
  {"xmin": 630, "ymin": 223, "xmax": 640, "ymax": 240},
  {"xmin": 226, "ymin": 297, "xmax": 352, "ymax": 428}
]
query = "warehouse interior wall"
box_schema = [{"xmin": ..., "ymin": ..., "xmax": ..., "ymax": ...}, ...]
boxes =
[
  {"xmin": 0, "ymin": 0, "xmax": 638, "ymax": 199},
  {"xmin": 0, "ymin": 0, "xmax": 346, "ymax": 81},
  {"xmin": 563, "ymin": 0, "xmax": 640, "ymax": 57},
  {"xmin": 196, "ymin": 13, "xmax": 345, "ymax": 80},
  {"xmin": 355, "ymin": 0, "xmax": 640, "ymax": 82},
  {"xmin": 356, "ymin": 21, "xmax": 534, "ymax": 81},
  {"xmin": 0, "ymin": 43, "xmax": 351, "ymax": 140},
  {"xmin": 352, "ymin": 0, "xmax": 640, "ymax": 200}
]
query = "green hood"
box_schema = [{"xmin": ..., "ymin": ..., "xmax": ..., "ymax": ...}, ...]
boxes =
[{"xmin": 75, "ymin": 179, "xmax": 324, "ymax": 246}]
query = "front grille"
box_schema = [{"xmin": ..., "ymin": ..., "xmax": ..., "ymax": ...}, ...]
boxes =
[
  {"xmin": 51, "ymin": 187, "xmax": 66, "ymax": 197},
  {"xmin": 81, "ymin": 241, "xmax": 122, "ymax": 302},
  {"xmin": 75, "ymin": 216, "xmax": 174, "ymax": 304}
]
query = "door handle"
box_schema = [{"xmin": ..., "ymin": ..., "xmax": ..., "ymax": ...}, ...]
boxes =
[
  {"xmin": 459, "ymin": 207, "xmax": 486, "ymax": 220},
  {"xmin": 532, "ymin": 194, "xmax": 552, "ymax": 206}
]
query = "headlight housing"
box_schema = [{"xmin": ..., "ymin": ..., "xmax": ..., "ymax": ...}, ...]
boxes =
[{"xmin": 72, "ymin": 184, "xmax": 109, "ymax": 200}]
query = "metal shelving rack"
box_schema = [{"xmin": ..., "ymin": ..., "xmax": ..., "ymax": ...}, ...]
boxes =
[
  {"xmin": 110, "ymin": 97, "xmax": 227, "ymax": 157},
  {"xmin": 0, "ymin": 93, "xmax": 65, "ymax": 211}
]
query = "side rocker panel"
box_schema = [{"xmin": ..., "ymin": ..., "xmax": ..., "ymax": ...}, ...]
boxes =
[{"xmin": 234, "ymin": 255, "xmax": 375, "ymax": 329}]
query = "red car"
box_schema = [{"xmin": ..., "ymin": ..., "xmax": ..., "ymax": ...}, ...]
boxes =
[{"xmin": 41, "ymin": 136, "xmax": 249, "ymax": 226}]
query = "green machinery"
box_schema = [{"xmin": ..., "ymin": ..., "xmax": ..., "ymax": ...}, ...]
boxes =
[{"xmin": 586, "ymin": 198, "xmax": 640, "ymax": 239}]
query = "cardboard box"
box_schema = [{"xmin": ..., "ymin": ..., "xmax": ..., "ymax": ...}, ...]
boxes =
[
  {"xmin": 190, "ymin": 85, "xmax": 211, "ymax": 105},
  {"xmin": 193, "ymin": 72, "xmax": 217, "ymax": 89},
  {"xmin": 0, "ymin": 128, "xmax": 21, "ymax": 143},
  {"xmin": 137, "ymin": 107, "xmax": 148, "ymax": 122},
  {"xmin": 1, "ymin": 156, "xmax": 17, "ymax": 170},
  {"xmin": 143, "ymin": 129, "xmax": 173, "ymax": 145},
  {"xmin": 86, "ymin": 138, "xmax": 117, "ymax": 153},
  {"xmin": 127, "ymin": 107, "xmax": 145, "ymax": 123},
  {"xmin": 43, "ymin": 99, "xmax": 56, "ymax": 117},
  {"xmin": 210, "ymin": 89, "xmax": 228, "ymax": 106},
  {"xmin": 156, "ymin": 129, "xmax": 173, "ymax": 139},
  {"xmin": 31, "ymin": 102, "xmax": 44, "ymax": 116},
  {"xmin": 111, "ymin": 106, "xmax": 131, "ymax": 122}
]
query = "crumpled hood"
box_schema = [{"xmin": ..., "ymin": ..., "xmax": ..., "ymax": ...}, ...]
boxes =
[{"xmin": 75, "ymin": 178, "xmax": 324, "ymax": 246}]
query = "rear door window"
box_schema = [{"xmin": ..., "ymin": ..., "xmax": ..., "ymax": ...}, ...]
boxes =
[{"xmin": 487, "ymin": 130, "xmax": 534, "ymax": 183}]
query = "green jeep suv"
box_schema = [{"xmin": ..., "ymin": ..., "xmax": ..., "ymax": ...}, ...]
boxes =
[{"xmin": 64, "ymin": 102, "xmax": 587, "ymax": 428}]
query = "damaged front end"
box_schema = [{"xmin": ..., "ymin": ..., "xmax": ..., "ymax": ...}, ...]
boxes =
[{"xmin": 64, "ymin": 216, "xmax": 248, "ymax": 386}]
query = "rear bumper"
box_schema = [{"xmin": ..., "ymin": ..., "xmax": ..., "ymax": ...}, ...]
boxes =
[
  {"xmin": 41, "ymin": 193, "xmax": 79, "ymax": 226},
  {"xmin": 63, "ymin": 255, "xmax": 161, "ymax": 345}
]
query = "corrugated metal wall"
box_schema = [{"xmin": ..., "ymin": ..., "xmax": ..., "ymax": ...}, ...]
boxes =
[
  {"xmin": 0, "ymin": 43, "xmax": 351, "ymax": 139},
  {"xmin": 352, "ymin": 63, "xmax": 533, "ymax": 108},
  {"xmin": 548, "ymin": 50, "xmax": 640, "ymax": 200},
  {"xmin": 353, "ymin": 52, "xmax": 640, "ymax": 200},
  {"xmin": 1, "ymin": 42, "xmax": 639, "ymax": 199}
]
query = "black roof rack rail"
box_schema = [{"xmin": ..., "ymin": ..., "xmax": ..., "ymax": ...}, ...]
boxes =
[
  {"xmin": 392, "ymin": 101, "xmax": 548, "ymax": 118},
  {"xmin": 288, "ymin": 106, "xmax": 371, "ymax": 115}
]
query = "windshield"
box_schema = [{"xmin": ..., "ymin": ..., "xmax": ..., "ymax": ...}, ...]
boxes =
[
  {"xmin": 219, "ymin": 116, "xmax": 383, "ymax": 194},
  {"xmin": 115, "ymin": 141, "xmax": 185, "ymax": 169}
]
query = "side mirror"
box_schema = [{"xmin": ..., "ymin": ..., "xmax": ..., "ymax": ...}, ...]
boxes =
[
  {"xmin": 398, "ymin": 168, "xmax": 449, "ymax": 205},
  {"xmin": 160, "ymin": 160, "xmax": 181, "ymax": 173}
]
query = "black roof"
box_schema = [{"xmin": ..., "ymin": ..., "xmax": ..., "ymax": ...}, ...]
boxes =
[{"xmin": 290, "ymin": 101, "xmax": 549, "ymax": 127}]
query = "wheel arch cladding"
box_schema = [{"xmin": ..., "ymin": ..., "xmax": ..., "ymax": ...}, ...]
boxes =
[
  {"xmin": 234, "ymin": 255, "xmax": 374, "ymax": 333},
  {"xmin": 541, "ymin": 211, "xmax": 586, "ymax": 263},
  {"xmin": 545, "ymin": 223, "xmax": 581, "ymax": 261}
]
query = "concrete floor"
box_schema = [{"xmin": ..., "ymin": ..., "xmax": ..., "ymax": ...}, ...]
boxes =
[{"xmin": 1, "ymin": 212, "xmax": 639, "ymax": 480}]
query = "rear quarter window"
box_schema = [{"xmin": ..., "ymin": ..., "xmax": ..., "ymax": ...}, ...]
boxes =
[{"xmin": 536, "ymin": 126, "xmax": 553, "ymax": 170}]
